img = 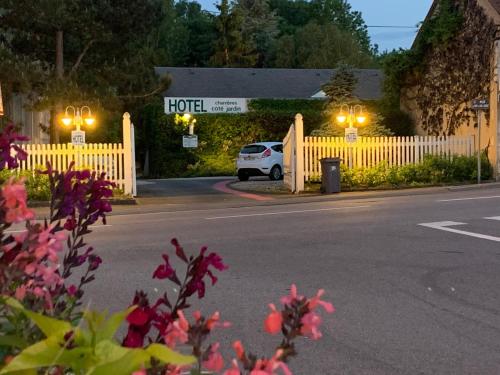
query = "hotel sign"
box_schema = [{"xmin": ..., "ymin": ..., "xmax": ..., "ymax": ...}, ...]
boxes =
[{"xmin": 165, "ymin": 97, "xmax": 248, "ymax": 114}]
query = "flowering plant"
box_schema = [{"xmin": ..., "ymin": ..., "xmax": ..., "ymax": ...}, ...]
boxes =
[
  {"xmin": 0, "ymin": 124, "xmax": 335, "ymax": 374},
  {"xmin": 121, "ymin": 240, "xmax": 334, "ymax": 375}
]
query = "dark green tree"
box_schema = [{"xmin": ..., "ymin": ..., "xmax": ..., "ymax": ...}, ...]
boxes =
[
  {"xmin": 313, "ymin": 65, "xmax": 392, "ymax": 137},
  {"xmin": 0, "ymin": 0, "xmax": 168, "ymax": 142},
  {"xmin": 322, "ymin": 64, "xmax": 358, "ymax": 105},
  {"xmin": 274, "ymin": 22, "xmax": 375, "ymax": 68},
  {"xmin": 234, "ymin": 0, "xmax": 279, "ymax": 67},
  {"xmin": 211, "ymin": 0, "xmax": 256, "ymax": 67}
]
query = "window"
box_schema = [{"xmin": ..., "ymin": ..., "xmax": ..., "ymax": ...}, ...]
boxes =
[
  {"xmin": 240, "ymin": 144, "xmax": 267, "ymax": 154},
  {"xmin": 271, "ymin": 144, "xmax": 283, "ymax": 153}
]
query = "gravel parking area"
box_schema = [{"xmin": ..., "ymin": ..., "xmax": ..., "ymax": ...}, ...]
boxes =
[{"xmin": 229, "ymin": 178, "xmax": 289, "ymax": 194}]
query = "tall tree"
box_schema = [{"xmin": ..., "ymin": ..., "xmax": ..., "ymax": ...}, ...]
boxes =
[
  {"xmin": 274, "ymin": 22, "xmax": 375, "ymax": 68},
  {"xmin": 211, "ymin": 0, "xmax": 256, "ymax": 67},
  {"xmin": 234, "ymin": 0, "xmax": 279, "ymax": 67},
  {"xmin": 0, "ymin": 0, "xmax": 167, "ymax": 142}
]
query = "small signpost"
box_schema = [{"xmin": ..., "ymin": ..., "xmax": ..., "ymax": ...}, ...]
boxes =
[
  {"xmin": 182, "ymin": 135, "xmax": 198, "ymax": 148},
  {"xmin": 345, "ymin": 127, "xmax": 358, "ymax": 144},
  {"xmin": 471, "ymin": 99, "xmax": 489, "ymax": 184},
  {"xmin": 71, "ymin": 130, "xmax": 85, "ymax": 146}
]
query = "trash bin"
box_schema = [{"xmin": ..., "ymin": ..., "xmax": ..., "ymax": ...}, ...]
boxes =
[{"xmin": 320, "ymin": 157, "xmax": 341, "ymax": 194}]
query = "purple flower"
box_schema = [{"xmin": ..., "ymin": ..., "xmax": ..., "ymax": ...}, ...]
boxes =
[
  {"xmin": 88, "ymin": 254, "xmax": 102, "ymax": 271},
  {"xmin": 152, "ymin": 254, "xmax": 180, "ymax": 284},
  {"xmin": 0, "ymin": 124, "xmax": 28, "ymax": 170}
]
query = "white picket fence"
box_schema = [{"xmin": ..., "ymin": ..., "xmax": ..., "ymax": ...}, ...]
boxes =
[
  {"xmin": 304, "ymin": 135, "xmax": 475, "ymax": 181},
  {"xmin": 16, "ymin": 113, "xmax": 136, "ymax": 196},
  {"xmin": 283, "ymin": 114, "xmax": 477, "ymax": 191}
]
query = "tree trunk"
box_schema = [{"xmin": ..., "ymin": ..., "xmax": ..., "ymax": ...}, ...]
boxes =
[{"xmin": 51, "ymin": 30, "xmax": 64, "ymax": 143}]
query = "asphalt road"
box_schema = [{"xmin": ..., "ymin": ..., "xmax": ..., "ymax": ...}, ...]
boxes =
[{"xmin": 40, "ymin": 184, "xmax": 500, "ymax": 374}]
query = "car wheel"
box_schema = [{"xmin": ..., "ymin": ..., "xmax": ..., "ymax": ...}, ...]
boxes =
[
  {"xmin": 269, "ymin": 165, "xmax": 281, "ymax": 181},
  {"xmin": 238, "ymin": 171, "xmax": 249, "ymax": 181}
]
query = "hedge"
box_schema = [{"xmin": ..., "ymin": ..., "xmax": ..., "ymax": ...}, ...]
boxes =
[
  {"xmin": 136, "ymin": 98, "xmax": 412, "ymax": 178},
  {"xmin": 338, "ymin": 154, "xmax": 492, "ymax": 189}
]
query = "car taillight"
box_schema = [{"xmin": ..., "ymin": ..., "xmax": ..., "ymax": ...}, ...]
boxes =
[{"xmin": 261, "ymin": 148, "xmax": 271, "ymax": 158}]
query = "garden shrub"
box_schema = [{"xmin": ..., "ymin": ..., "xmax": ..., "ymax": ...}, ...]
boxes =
[
  {"xmin": 0, "ymin": 168, "xmax": 50, "ymax": 201},
  {"xmin": 339, "ymin": 154, "xmax": 492, "ymax": 189},
  {"xmin": 137, "ymin": 99, "xmax": 402, "ymax": 178}
]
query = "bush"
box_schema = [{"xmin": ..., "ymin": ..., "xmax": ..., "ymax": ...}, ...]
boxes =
[
  {"xmin": 339, "ymin": 154, "xmax": 492, "ymax": 189},
  {"xmin": 138, "ymin": 100, "xmax": 325, "ymax": 178},
  {"xmin": 0, "ymin": 168, "xmax": 51, "ymax": 201}
]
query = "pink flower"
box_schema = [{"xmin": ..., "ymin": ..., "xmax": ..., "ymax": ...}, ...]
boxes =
[
  {"xmin": 164, "ymin": 310, "xmax": 189, "ymax": 348},
  {"xmin": 280, "ymin": 284, "xmax": 303, "ymax": 305},
  {"xmin": 132, "ymin": 369, "xmax": 146, "ymax": 375},
  {"xmin": 264, "ymin": 303, "xmax": 282, "ymax": 335},
  {"xmin": 233, "ymin": 340, "xmax": 245, "ymax": 360},
  {"xmin": 251, "ymin": 350, "xmax": 292, "ymax": 375},
  {"xmin": 164, "ymin": 365, "xmax": 183, "ymax": 375},
  {"xmin": 206, "ymin": 311, "xmax": 231, "ymax": 331},
  {"xmin": 223, "ymin": 359, "xmax": 241, "ymax": 375},
  {"xmin": 67, "ymin": 285, "xmax": 78, "ymax": 296},
  {"xmin": 308, "ymin": 289, "xmax": 335, "ymax": 313},
  {"xmin": 1, "ymin": 178, "xmax": 34, "ymax": 223},
  {"xmin": 300, "ymin": 312, "xmax": 323, "ymax": 340},
  {"xmin": 203, "ymin": 342, "xmax": 225, "ymax": 372}
]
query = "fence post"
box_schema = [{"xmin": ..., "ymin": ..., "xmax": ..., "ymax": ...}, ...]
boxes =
[
  {"xmin": 122, "ymin": 112, "xmax": 133, "ymax": 195},
  {"xmin": 294, "ymin": 113, "xmax": 304, "ymax": 193},
  {"xmin": 131, "ymin": 122, "xmax": 137, "ymax": 197}
]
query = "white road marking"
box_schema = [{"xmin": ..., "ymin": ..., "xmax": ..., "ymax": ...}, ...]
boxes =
[
  {"xmin": 5, "ymin": 224, "xmax": 111, "ymax": 234},
  {"xmin": 419, "ymin": 221, "xmax": 500, "ymax": 242},
  {"xmin": 437, "ymin": 196, "xmax": 500, "ymax": 202},
  {"xmin": 484, "ymin": 216, "xmax": 500, "ymax": 221},
  {"xmin": 205, "ymin": 205, "xmax": 371, "ymax": 220},
  {"xmin": 5, "ymin": 229, "xmax": 27, "ymax": 234}
]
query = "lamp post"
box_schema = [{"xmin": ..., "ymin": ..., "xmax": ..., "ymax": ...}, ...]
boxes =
[
  {"xmin": 336, "ymin": 104, "xmax": 367, "ymax": 169},
  {"xmin": 61, "ymin": 106, "xmax": 95, "ymax": 132},
  {"xmin": 181, "ymin": 113, "xmax": 197, "ymax": 135},
  {"xmin": 336, "ymin": 104, "xmax": 366, "ymax": 129}
]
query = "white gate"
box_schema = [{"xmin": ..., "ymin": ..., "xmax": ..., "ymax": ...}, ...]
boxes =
[
  {"xmin": 283, "ymin": 123, "xmax": 296, "ymax": 192},
  {"xmin": 283, "ymin": 114, "xmax": 304, "ymax": 193}
]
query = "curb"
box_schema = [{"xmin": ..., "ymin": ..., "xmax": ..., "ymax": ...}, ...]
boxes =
[{"xmin": 28, "ymin": 198, "xmax": 138, "ymax": 208}]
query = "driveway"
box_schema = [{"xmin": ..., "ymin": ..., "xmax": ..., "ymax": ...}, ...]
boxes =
[{"xmin": 136, "ymin": 177, "xmax": 277, "ymax": 206}]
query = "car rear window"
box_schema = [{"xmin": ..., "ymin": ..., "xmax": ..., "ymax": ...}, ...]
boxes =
[
  {"xmin": 240, "ymin": 145, "xmax": 267, "ymax": 154},
  {"xmin": 271, "ymin": 145, "xmax": 283, "ymax": 153}
]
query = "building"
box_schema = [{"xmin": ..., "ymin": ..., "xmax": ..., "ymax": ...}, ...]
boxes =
[
  {"xmin": 401, "ymin": 0, "xmax": 500, "ymax": 177},
  {"xmin": 155, "ymin": 67, "xmax": 384, "ymax": 114},
  {"xmin": 1, "ymin": 89, "xmax": 49, "ymax": 144}
]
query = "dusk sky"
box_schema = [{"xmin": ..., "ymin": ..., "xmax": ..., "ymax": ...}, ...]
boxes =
[
  {"xmin": 348, "ymin": 0, "xmax": 434, "ymax": 51},
  {"xmin": 199, "ymin": 0, "xmax": 434, "ymax": 52}
]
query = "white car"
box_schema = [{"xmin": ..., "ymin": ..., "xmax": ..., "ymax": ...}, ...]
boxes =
[{"xmin": 236, "ymin": 142, "xmax": 283, "ymax": 181}]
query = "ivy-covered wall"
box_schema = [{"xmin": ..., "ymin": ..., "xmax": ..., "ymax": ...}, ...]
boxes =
[{"xmin": 397, "ymin": 0, "xmax": 499, "ymax": 176}]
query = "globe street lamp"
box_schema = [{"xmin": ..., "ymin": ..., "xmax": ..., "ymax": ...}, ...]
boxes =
[
  {"xmin": 336, "ymin": 104, "xmax": 366, "ymax": 128},
  {"xmin": 61, "ymin": 106, "xmax": 95, "ymax": 131}
]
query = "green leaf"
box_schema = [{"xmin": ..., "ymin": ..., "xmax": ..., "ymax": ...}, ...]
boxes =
[
  {"xmin": 0, "ymin": 336, "xmax": 93, "ymax": 374},
  {"xmin": 0, "ymin": 337, "xmax": 61, "ymax": 374},
  {"xmin": 86, "ymin": 347, "xmax": 151, "ymax": 375},
  {"xmin": 0, "ymin": 335, "xmax": 28, "ymax": 349},
  {"xmin": 3, "ymin": 297, "xmax": 71, "ymax": 338},
  {"xmin": 94, "ymin": 306, "xmax": 136, "ymax": 343},
  {"xmin": 146, "ymin": 344, "xmax": 195, "ymax": 366}
]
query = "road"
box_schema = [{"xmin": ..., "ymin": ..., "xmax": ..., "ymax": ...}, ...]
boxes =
[{"xmin": 38, "ymin": 183, "xmax": 500, "ymax": 374}]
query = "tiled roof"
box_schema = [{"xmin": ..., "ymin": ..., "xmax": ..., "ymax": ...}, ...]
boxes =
[{"xmin": 155, "ymin": 67, "xmax": 384, "ymax": 100}]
